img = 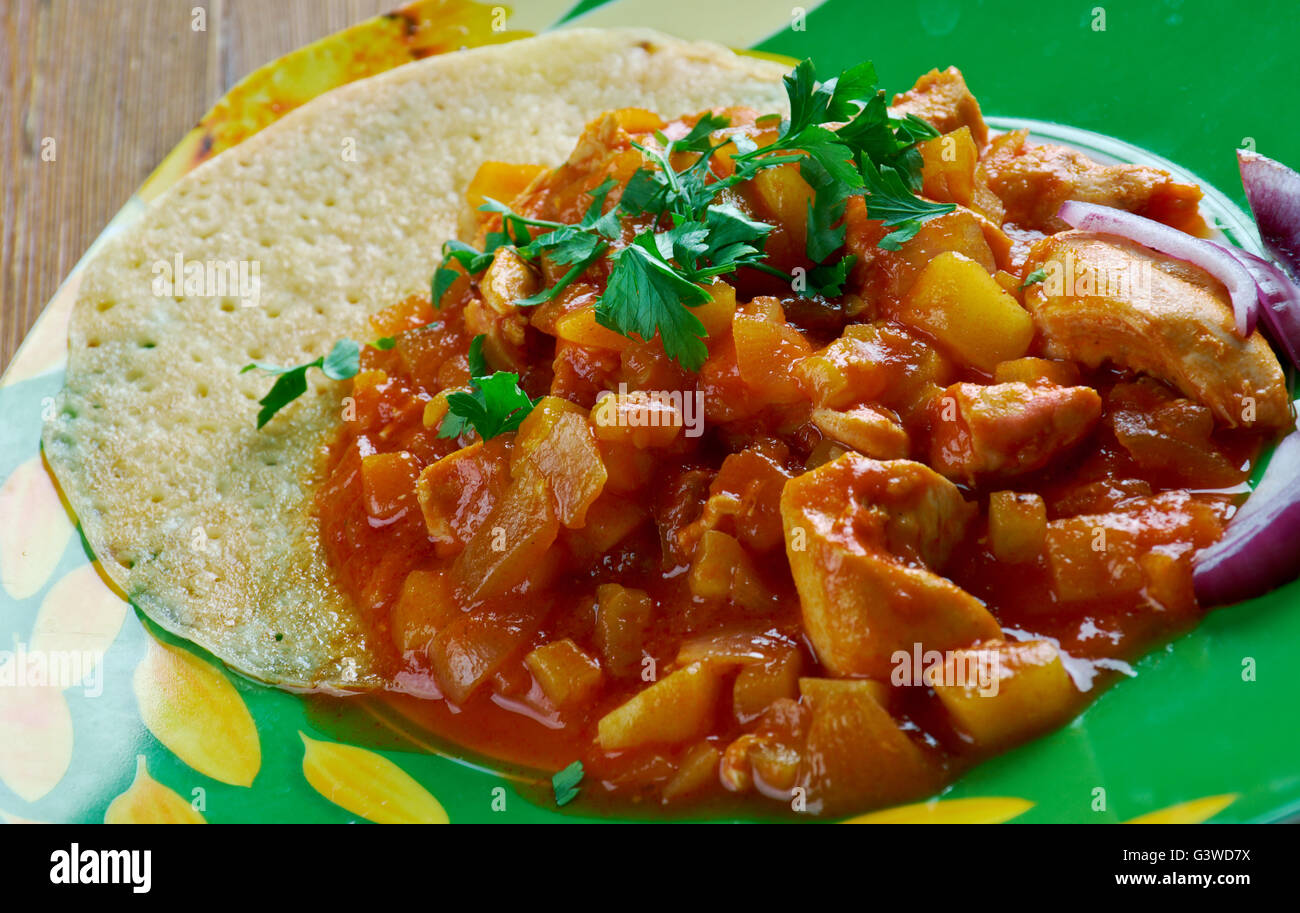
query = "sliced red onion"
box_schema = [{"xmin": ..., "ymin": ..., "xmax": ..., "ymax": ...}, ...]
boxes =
[
  {"xmin": 1057, "ymin": 200, "xmax": 1259, "ymax": 337},
  {"xmin": 1238, "ymin": 150, "xmax": 1300, "ymax": 282},
  {"xmin": 1215, "ymin": 243, "xmax": 1300, "ymax": 369},
  {"xmin": 1194, "ymin": 418, "xmax": 1300, "ymax": 607}
]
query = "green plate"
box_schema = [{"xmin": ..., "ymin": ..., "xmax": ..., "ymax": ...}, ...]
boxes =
[{"xmin": 2, "ymin": 0, "xmax": 1297, "ymax": 824}]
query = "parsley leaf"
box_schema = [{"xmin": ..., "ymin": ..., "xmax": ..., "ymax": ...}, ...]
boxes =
[
  {"xmin": 432, "ymin": 239, "xmax": 497, "ymax": 307},
  {"xmin": 242, "ymin": 338, "xmax": 365, "ymax": 428},
  {"xmin": 465, "ymin": 333, "xmax": 488, "ymax": 377},
  {"xmin": 437, "ymin": 334, "xmax": 537, "ymax": 440},
  {"xmin": 809, "ymin": 255, "xmax": 858, "ymax": 297},
  {"xmin": 1021, "ymin": 267, "xmax": 1048, "ymax": 289},
  {"xmin": 596, "ymin": 235, "xmax": 712, "ymax": 371},
  {"xmin": 859, "ymin": 156, "xmax": 956, "ymax": 250},
  {"xmin": 552, "ymin": 760, "xmax": 584, "ymax": 807},
  {"xmin": 760, "ymin": 60, "xmax": 949, "ymax": 262}
]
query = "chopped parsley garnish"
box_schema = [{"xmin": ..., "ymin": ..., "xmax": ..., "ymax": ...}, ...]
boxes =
[
  {"xmin": 437, "ymin": 335, "xmax": 538, "ymax": 441},
  {"xmin": 242, "ymin": 339, "xmax": 362, "ymax": 429},
  {"xmin": 552, "ymin": 760, "xmax": 584, "ymax": 807},
  {"xmin": 252, "ymin": 60, "xmax": 955, "ymax": 428},
  {"xmin": 242, "ymin": 337, "xmax": 405, "ymax": 427},
  {"xmin": 1021, "ymin": 267, "xmax": 1048, "ymax": 289},
  {"xmin": 430, "ymin": 58, "xmax": 953, "ymax": 371}
]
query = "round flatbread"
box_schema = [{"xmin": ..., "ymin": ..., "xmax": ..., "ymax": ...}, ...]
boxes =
[{"xmin": 41, "ymin": 28, "xmax": 789, "ymax": 691}]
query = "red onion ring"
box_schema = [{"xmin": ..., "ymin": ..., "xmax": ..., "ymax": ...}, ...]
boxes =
[
  {"xmin": 1215, "ymin": 243, "xmax": 1300, "ymax": 370},
  {"xmin": 1194, "ymin": 417, "xmax": 1300, "ymax": 607},
  {"xmin": 1238, "ymin": 150, "xmax": 1300, "ymax": 282}
]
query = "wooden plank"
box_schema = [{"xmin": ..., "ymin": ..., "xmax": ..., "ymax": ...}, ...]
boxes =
[{"xmin": 0, "ymin": 0, "xmax": 395, "ymax": 371}]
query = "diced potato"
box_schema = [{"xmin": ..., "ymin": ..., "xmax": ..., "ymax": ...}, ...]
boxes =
[
  {"xmin": 798, "ymin": 678, "xmax": 939, "ymax": 812},
  {"xmin": 524, "ymin": 638, "xmax": 604, "ymax": 709},
  {"xmin": 416, "ymin": 439, "xmax": 510, "ymax": 556},
  {"xmin": 929, "ymin": 639, "xmax": 1077, "ymax": 749},
  {"xmin": 451, "ymin": 462, "xmax": 559, "ymax": 601},
  {"xmin": 1139, "ymin": 547, "xmax": 1195, "ymax": 614},
  {"xmin": 693, "ymin": 279, "xmax": 738, "ymax": 340},
  {"xmin": 988, "ymin": 491, "xmax": 1047, "ymax": 563},
  {"xmin": 513, "ymin": 396, "xmax": 607, "ymax": 528},
  {"xmin": 918, "ymin": 126, "xmax": 979, "ymax": 209},
  {"xmin": 688, "ymin": 529, "xmax": 773, "ymax": 611},
  {"xmin": 565, "ymin": 494, "xmax": 648, "ymax": 564},
  {"xmin": 480, "ymin": 247, "xmax": 539, "ymax": 315},
  {"xmin": 732, "ymin": 305, "xmax": 812, "ymax": 404},
  {"xmin": 811, "ymin": 404, "xmax": 910, "ymax": 459},
  {"xmin": 874, "ymin": 209, "xmax": 997, "ymax": 301},
  {"xmin": 389, "ymin": 569, "xmax": 459, "ymax": 653},
  {"xmin": 607, "ymin": 107, "xmax": 664, "ymax": 132},
  {"xmin": 529, "ymin": 281, "xmax": 596, "ymax": 335},
  {"xmin": 590, "ymin": 391, "xmax": 684, "ymax": 449},
  {"xmin": 347, "ymin": 368, "xmax": 390, "ymax": 430},
  {"xmin": 896, "ymin": 251, "xmax": 1034, "ymax": 371},
  {"xmin": 428, "ymin": 598, "xmax": 551, "ymax": 704},
  {"xmin": 662, "ymin": 743, "xmax": 721, "ymax": 801},
  {"xmin": 972, "ymin": 210, "xmax": 1015, "ymax": 271},
  {"xmin": 972, "ymin": 175, "xmax": 1007, "ymax": 230},
  {"xmin": 919, "ymin": 129, "xmax": 977, "ymax": 191},
  {"xmin": 733, "ymin": 650, "xmax": 802, "ymax": 722},
  {"xmin": 1045, "ymin": 514, "xmax": 1142, "ymax": 602},
  {"xmin": 421, "ymin": 392, "xmax": 452, "ymax": 431},
  {"xmin": 992, "ymin": 269, "xmax": 1021, "ymax": 296},
  {"xmin": 554, "ymin": 305, "xmax": 633, "ymax": 351},
  {"xmin": 369, "ymin": 295, "xmax": 435, "ymax": 338},
  {"xmin": 994, "ymin": 356, "xmax": 1080, "ymax": 387},
  {"xmin": 595, "ymin": 583, "xmax": 654, "ymax": 678},
  {"xmin": 686, "ymin": 533, "xmax": 748, "ymax": 598},
  {"xmin": 360, "ymin": 451, "xmax": 420, "ymax": 524},
  {"xmin": 597, "ymin": 439, "xmax": 656, "ymax": 493},
  {"xmin": 751, "ymin": 163, "xmax": 813, "ymax": 249},
  {"xmin": 465, "ymin": 161, "xmax": 547, "ymax": 212},
  {"xmin": 698, "ymin": 336, "xmax": 761, "ymax": 423},
  {"xmin": 596, "ymin": 663, "xmax": 723, "ymax": 750}
]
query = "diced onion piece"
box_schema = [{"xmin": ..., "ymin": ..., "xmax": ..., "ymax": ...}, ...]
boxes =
[
  {"xmin": 1194, "ymin": 418, "xmax": 1300, "ymax": 607},
  {"xmin": 1056, "ymin": 200, "xmax": 1259, "ymax": 337},
  {"xmin": 1238, "ymin": 150, "xmax": 1300, "ymax": 281}
]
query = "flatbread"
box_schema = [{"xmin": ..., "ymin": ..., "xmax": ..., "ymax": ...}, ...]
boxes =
[{"xmin": 41, "ymin": 28, "xmax": 789, "ymax": 691}]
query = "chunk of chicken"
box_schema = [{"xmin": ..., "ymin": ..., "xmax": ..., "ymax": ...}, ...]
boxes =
[
  {"xmin": 890, "ymin": 67, "xmax": 988, "ymax": 148},
  {"xmin": 982, "ymin": 130, "xmax": 1206, "ymax": 234},
  {"xmin": 811, "ymin": 403, "xmax": 910, "ymax": 459},
  {"xmin": 780, "ymin": 454, "xmax": 1001, "ymax": 678},
  {"xmin": 986, "ymin": 130, "xmax": 1193, "ymax": 228},
  {"xmin": 929, "ymin": 381, "xmax": 1102, "ymax": 482},
  {"xmin": 1023, "ymin": 231, "xmax": 1292, "ymax": 431}
]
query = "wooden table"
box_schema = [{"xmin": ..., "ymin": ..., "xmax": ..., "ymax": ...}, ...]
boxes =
[{"xmin": 0, "ymin": 0, "xmax": 395, "ymax": 371}]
